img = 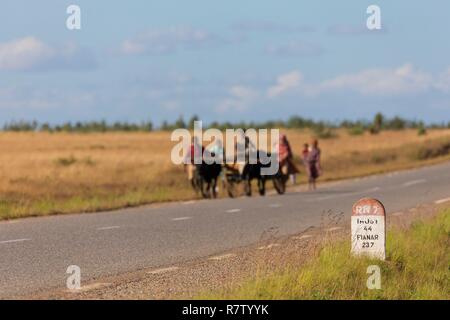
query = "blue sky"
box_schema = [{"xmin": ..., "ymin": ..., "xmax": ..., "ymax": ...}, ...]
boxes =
[{"xmin": 0, "ymin": 0, "xmax": 449, "ymax": 125}]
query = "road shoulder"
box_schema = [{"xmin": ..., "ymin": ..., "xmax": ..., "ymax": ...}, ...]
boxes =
[{"xmin": 25, "ymin": 200, "xmax": 448, "ymax": 300}]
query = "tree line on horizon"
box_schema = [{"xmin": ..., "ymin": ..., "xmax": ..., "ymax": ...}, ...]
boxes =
[{"xmin": 2, "ymin": 113, "xmax": 449, "ymax": 135}]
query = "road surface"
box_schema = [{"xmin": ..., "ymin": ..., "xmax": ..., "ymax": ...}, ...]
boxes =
[{"xmin": 1, "ymin": 162, "xmax": 450, "ymax": 298}]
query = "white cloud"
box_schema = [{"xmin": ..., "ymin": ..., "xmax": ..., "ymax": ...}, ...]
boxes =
[
  {"xmin": 232, "ymin": 20, "xmax": 315, "ymax": 33},
  {"xmin": 0, "ymin": 37, "xmax": 96, "ymax": 71},
  {"xmin": 229, "ymin": 86, "xmax": 258, "ymax": 100},
  {"xmin": 267, "ymin": 64, "xmax": 450, "ymax": 98},
  {"xmin": 0, "ymin": 37, "xmax": 53, "ymax": 71},
  {"xmin": 435, "ymin": 67, "xmax": 450, "ymax": 93},
  {"xmin": 216, "ymin": 85, "xmax": 259, "ymax": 113},
  {"xmin": 121, "ymin": 26, "xmax": 223, "ymax": 55},
  {"xmin": 327, "ymin": 24, "xmax": 387, "ymax": 35},
  {"xmin": 0, "ymin": 86, "xmax": 96, "ymax": 110},
  {"xmin": 161, "ymin": 100, "xmax": 181, "ymax": 111},
  {"xmin": 318, "ymin": 64, "xmax": 432, "ymax": 95},
  {"xmin": 267, "ymin": 71, "xmax": 303, "ymax": 98},
  {"xmin": 265, "ymin": 41, "xmax": 324, "ymax": 57}
]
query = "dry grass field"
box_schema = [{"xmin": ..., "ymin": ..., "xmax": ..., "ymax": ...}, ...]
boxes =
[{"xmin": 1, "ymin": 129, "xmax": 450, "ymax": 220}]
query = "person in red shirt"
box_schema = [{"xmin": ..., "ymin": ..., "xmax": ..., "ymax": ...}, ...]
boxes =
[
  {"xmin": 184, "ymin": 137, "xmax": 204, "ymax": 186},
  {"xmin": 302, "ymin": 143, "xmax": 309, "ymax": 174},
  {"xmin": 302, "ymin": 143, "xmax": 309, "ymax": 163}
]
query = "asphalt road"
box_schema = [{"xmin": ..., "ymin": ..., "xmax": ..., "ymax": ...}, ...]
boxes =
[{"xmin": 1, "ymin": 162, "xmax": 450, "ymax": 298}]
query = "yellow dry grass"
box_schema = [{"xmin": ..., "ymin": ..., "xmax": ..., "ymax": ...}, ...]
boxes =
[{"xmin": 1, "ymin": 129, "xmax": 450, "ymax": 220}]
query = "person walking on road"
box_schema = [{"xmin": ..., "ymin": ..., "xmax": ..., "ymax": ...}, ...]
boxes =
[
  {"xmin": 302, "ymin": 143, "xmax": 309, "ymax": 167},
  {"xmin": 278, "ymin": 134, "xmax": 299, "ymax": 185},
  {"xmin": 307, "ymin": 139, "xmax": 321, "ymax": 190},
  {"xmin": 184, "ymin": 136, "xmax": 203, "ymax": 188}
]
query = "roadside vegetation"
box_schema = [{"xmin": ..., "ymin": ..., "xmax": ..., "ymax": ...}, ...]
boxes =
[
  {"xmin": 1, "ymin": 113, "xmax": 450, "ymax": 220},
  {"xmin": 203, "ymin": 210, "xmax": 450, "ymax": 300}
]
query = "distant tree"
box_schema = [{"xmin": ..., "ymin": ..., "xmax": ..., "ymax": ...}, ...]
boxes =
[
  {"xmin": 417, "ymin": 122, "xmax": 427, "ymax": 136},
  {"xmin": 62, "ymin": 122, "xmax": 73, "ymax": 132},
  {"xmin": 160, "ymin": 120, "xmax": 171, "ymax": 131},
  {"xmin": 387, "ymin": 116, "xmax": 406, "ymax": 130},
  {"xmin": 287, "ymin": 116, "xmax": 309, "ymax": 129},
  {"xmin": 142, "ymin": 121, "xmax": 153, "ymax": 131},
  {"xmin": 373, "ymin": 112, "xmax": 384, "ymax": 132},
  {"xmin": 208, "ymin": 121, "xmax": 220, "ymax": 129},
  {"xmin": 221, "ymin": 122, "xmax": 233, "ymax": 130},
  {"xmin": 2, "ymin": 115, "xmax": 447, "ymax": 133},
  {"xmin": 40, "ymin": 123, "xmax": 51, "ymax": 132},
  {"xmin": 175, "ymin": 116, "xmax": 186, "ymax": 129},
  {"xmin": 188, "ymin": 115, "xmax": 199, "ymax": 129}
]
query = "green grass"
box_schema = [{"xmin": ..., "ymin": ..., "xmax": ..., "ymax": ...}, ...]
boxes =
[{"xmin": 203, "ymin": 210, "xmax": 450, "ymax": 300}]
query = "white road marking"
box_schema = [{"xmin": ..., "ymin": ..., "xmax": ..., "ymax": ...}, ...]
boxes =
[
  {"xmin": 183, "ymin": 200, "xmax": 196, "ymax": 205},
  {"xmin": 269, "ymin": 203, "xmax": 282, "ymax": 208},
  {"xmin": 309, "ymin": 187, "xmax": 380, "ymax": 202},
  {"xmin": 326, "ymin": 227, "xmax": 342, "ymax": 232},
  {"xmin": 258, "ymin": 243, "xmax": 281, "ymax": 250},
  {"xmin": 96, "ymin": 226, "xmax": 120, "ymax": 231},
  {"xmin": 308, "ymin": 195, "xmax": 337, "ymax": 201},
  {"xmin": 68, "ymin": 282, "xmax": 111, "ymax": 292},
  {"xmin": 5, "ymin": 220, "xmax": 19, "ymax": 224},
  {"xmin": 171, "ymin": 217, "xmax": 192, "ymax": 221},
  {"xmin": 147, "ymin": 266, "xmax": 179, "ymax": 274},
  {"xmin": 226, "ymin": 209, "xmax": 241, "ymax": 213},
  {"xmin": 0, "ymin": 238, "xmax": 31, "ymax": 245},
  {"xmin": 292, "ymin": 235, "xmax": 313, "ymax": 240},
  {"xmin": 435, "ymin": 197, "xmax": 450, "ymax": 204},
  {"xmin": 402, "ymin": 179, "xmax": 426, "ymax": 187},
  {"xmin": 209, "ymin": 253, "xmax": 236, "ymax": 261}
]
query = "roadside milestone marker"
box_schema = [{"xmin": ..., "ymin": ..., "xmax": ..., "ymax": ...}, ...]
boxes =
[{"xmin": 351, "ymin": 198, "xmax": 386, "ymax": 260}]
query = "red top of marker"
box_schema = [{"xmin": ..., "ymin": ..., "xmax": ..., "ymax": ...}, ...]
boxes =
[{"xmin": 352, "ymin": 198, "xmax": 386, "ymax": 216}]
